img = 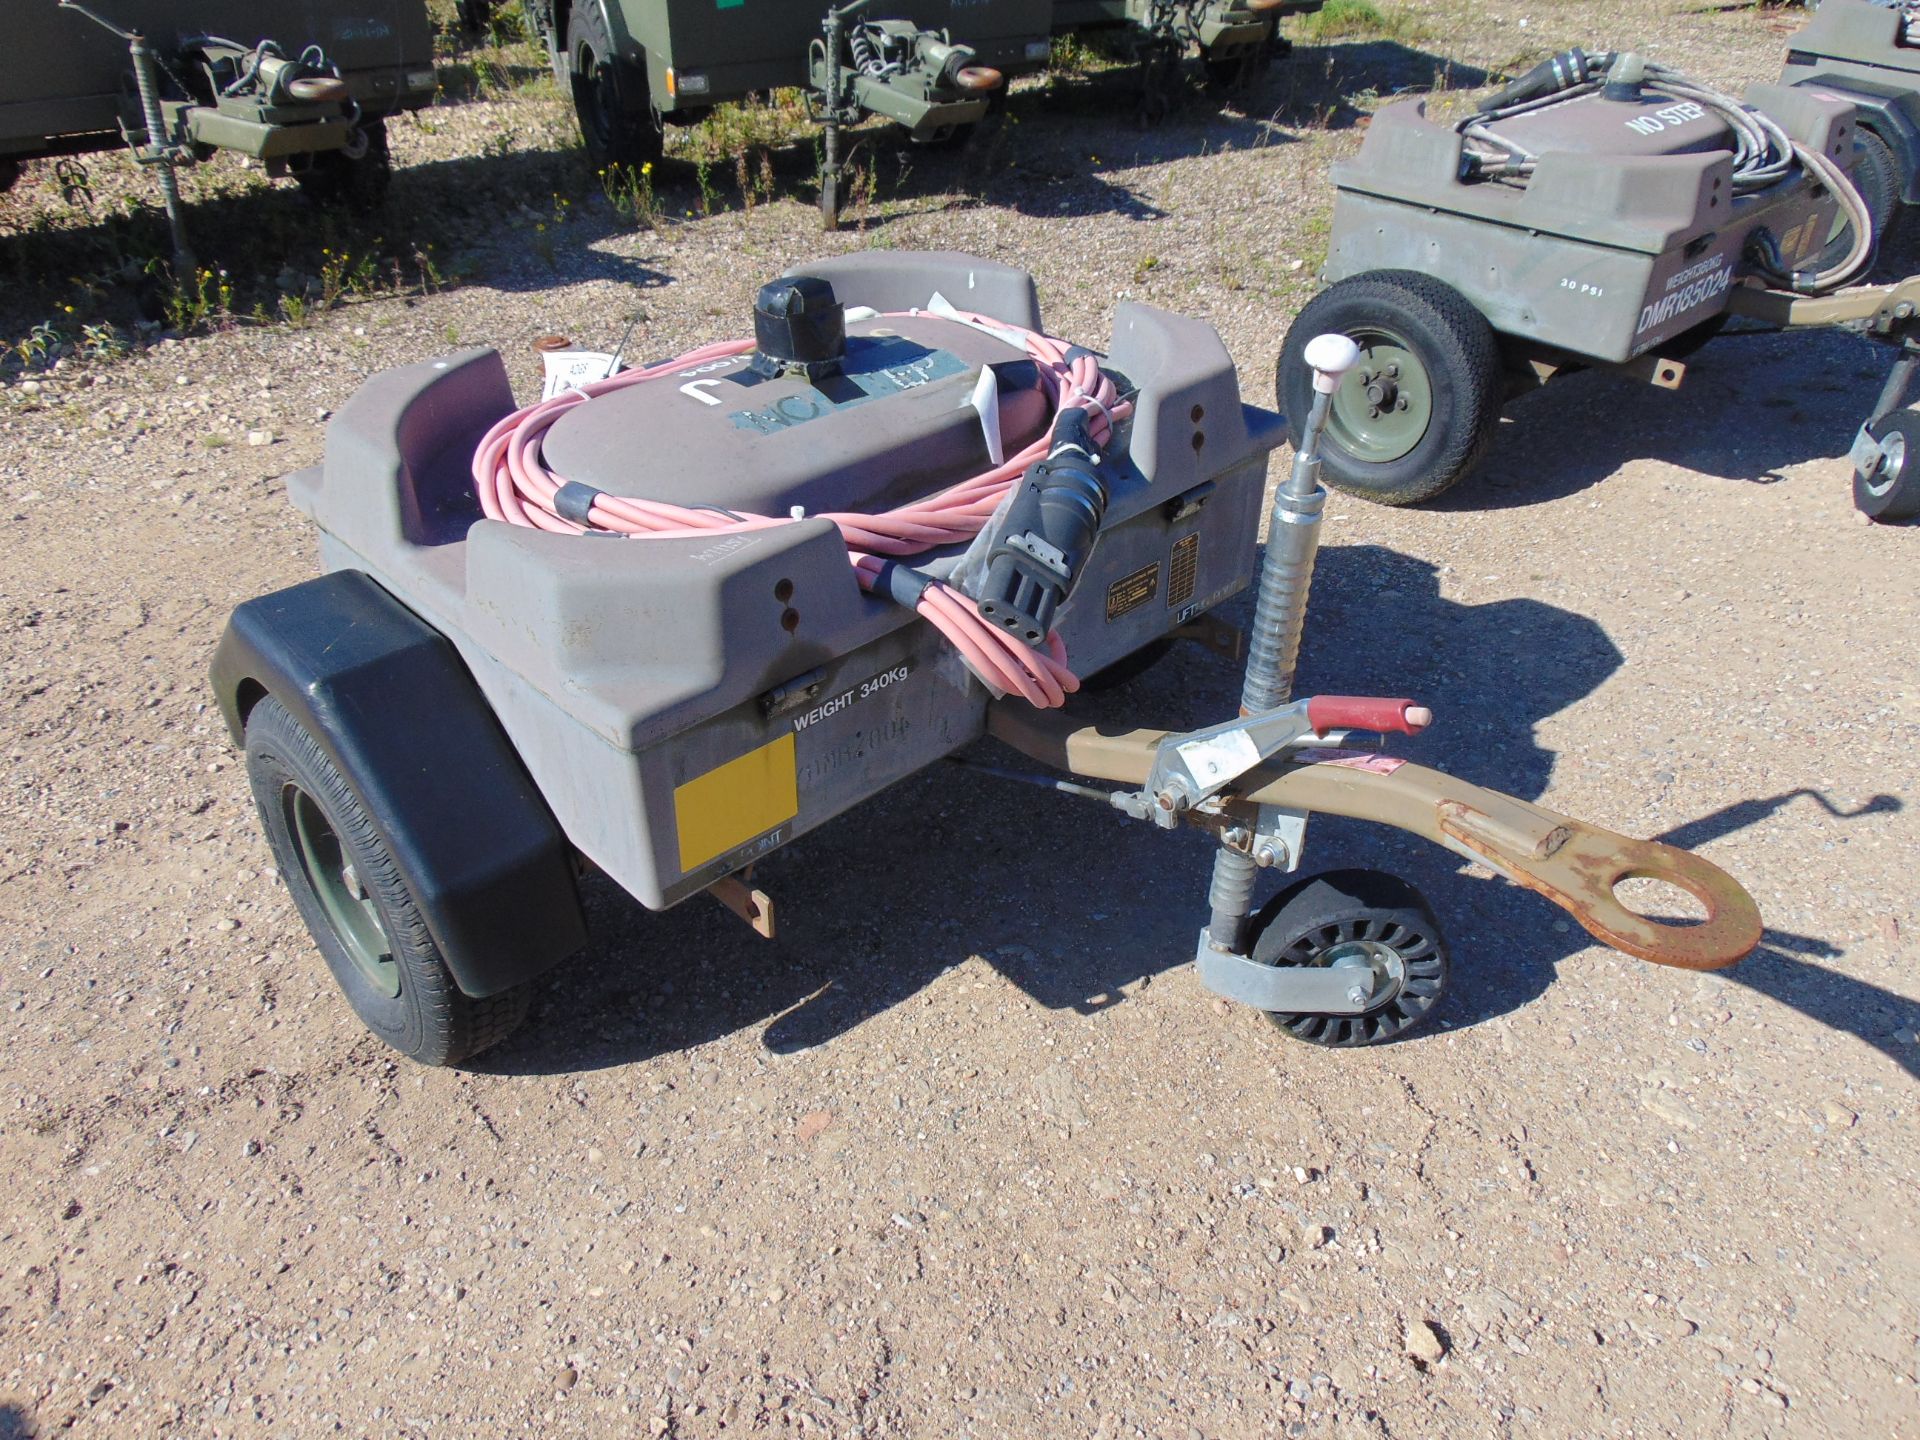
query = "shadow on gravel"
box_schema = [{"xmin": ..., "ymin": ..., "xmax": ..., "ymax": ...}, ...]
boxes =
[
  {"xmin": 0, "ymin": 1402, "xmax": 34, "ymax": 1440},
  {"xmin": 1654, "ymin": 788, "xmax": 1917, "ymax": 1080},
  {"xmin": 1721, "ymin": 939, "xmax": 1920, "ymax": 1082},
  {"xmin": 469, "ymin": 536, "xmax": 1909, "ymax": 1077},
  {"xmin": 1439, "ymin": 325, "xmax": 1897, "ymax": 511},
  {"xmin": 478, "ymin": 543, "xmax": 1684, "ymax": 1074}
]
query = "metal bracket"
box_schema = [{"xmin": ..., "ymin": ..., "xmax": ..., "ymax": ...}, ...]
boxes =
[
  {"xmin": 1621, "ymin": 352, "xmax": 1685, "ymax": 390},
  {"xmin": 1850, "ymin": 423, "xmax": 1889, "ymax": 477},
  {"xmin": 1194, "ymin": 930, "xmax": 1379, "ymax": 1014},
  {"xmin": 1190, "ymin": 799, "xmax": 1309, "ymax": 871},
  {"xmin": 1141, "ymin": 698, "xmax": 1334, "ymax": 820},
  {"xmin": 709, "ymin": 871, "xmax": 776, "ymax": 939}
]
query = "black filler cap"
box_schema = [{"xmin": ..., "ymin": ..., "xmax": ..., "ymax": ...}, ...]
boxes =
[{"xmin": 750, "ymin": 275, "xmax": 846, "ymax": 381}]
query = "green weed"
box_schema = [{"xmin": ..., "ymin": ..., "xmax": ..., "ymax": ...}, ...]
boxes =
[{"xmin": 1299, "ymin": 0, "xmax": 1430, "ymax": 43}]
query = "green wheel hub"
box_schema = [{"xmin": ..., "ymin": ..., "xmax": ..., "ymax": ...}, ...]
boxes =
[
  {"xmin": 1326, "ymin": 335, "xmax": 1433, "ymax": 465},
  {"xmin": 285, "ymin": 786, "xmax": 399, "ymax": 999}
]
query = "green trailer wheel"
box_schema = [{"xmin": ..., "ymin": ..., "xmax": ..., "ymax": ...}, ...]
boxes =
[
  {"xmin": 1325, "ymin": 337, "xmax": 1434, "ymax": 465},
  {"xmin": 1279, "ymin": 270, "xmax": 1506, "ymax": 506},
  {"xmin": 568, "ymin": 0, "xmax": 663, "ymax": 170},
  {"xmin": 245, "ymin": 696, "xmax": 531, "ymax": 1066}
]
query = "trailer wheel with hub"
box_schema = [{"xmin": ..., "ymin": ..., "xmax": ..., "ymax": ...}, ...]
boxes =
[
  {"xmin": 1278, "ymin": 271, "xmax": 1504, "ymax": 506},
  {"xmin": 243, "ymin": 696, "xmax": 532, "ymax": 1066},
  {"xmin": 568, "ymin": 0, "xmax": 662, "ymax": 170},
  {"xmin": 1247, "ymin": 869, "xmax": 1449, "ymax": 1046},
  {"xmin": 1852, "ymin": 406, "xmax": 1920, "ymax": 520},
  {"xmin": 293, "ymin": 119, "xmax": 393, "ymax": 212}
]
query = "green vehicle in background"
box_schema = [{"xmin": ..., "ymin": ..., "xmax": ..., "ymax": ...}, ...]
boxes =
[
  {"xmin": 2, "ymin": 1, "xmax": 436, "ymax": 260},
  {"xmin": 521, "ymin": 1, "xmax": 1327, "ymax": 219},
  {"xmin": 521, "ymin": 0, "xmax": 1054, "ymax": 223},
  {"xmin": 1053, "ymin": 0, "xmax": 1326, "ymax": 104}
]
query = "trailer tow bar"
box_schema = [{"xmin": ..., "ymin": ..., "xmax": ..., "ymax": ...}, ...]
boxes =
[{"xmin": 981, "ymin": 333, "xmax": 1761, "ymax": 1016}]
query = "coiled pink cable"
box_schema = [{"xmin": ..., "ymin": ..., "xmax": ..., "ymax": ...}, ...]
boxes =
[{"xmin": 471, "ymin": 311, "xmax": 1131, "ymax": 706}]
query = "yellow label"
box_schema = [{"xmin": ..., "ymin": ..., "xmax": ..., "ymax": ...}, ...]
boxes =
[{"xmin": 673, "ymin": 733, "xmax": 798, "ymax": 872}]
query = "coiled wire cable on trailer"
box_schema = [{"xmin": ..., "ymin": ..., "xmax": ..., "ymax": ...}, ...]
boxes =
[
  {"xmin": 472, "ymin": 313, "xmax": 1131, "ymax": 709},
  {"xmin": 1457, "ymin": 52, "xmax": 1874, "ymax": 292}
]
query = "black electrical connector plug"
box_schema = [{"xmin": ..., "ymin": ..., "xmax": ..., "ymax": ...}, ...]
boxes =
[
  {"xmin": 1488, "ymin": 47, "xmax": 1592, "ymax": 109},
  {"xmin": 974, "ymin": 406, "xmax": 1108, "ymax": 648}
]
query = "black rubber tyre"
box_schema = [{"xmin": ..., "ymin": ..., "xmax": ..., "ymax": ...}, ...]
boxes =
[
  {"xmin": 1202, "ymin": 22, "xmax": 1274, "ymax": 91},
  {"xmin": 1278, "ymin": 271, "xmax": 1505, "ymax": 505},
  {"xmin": 244, "ymin": 697, "xmax": 531, "ymax": 1066},
  {"xmin": 1247, "ymin": 868, "xmax": 1449, "ymax": 1046},
  {"xmin": 1079, "ymin": 637, "xmax": 1176, "ymax": 692},
  {"xmin": 294, "ymin": 119, "xmax": 392, "ymax": 211},
  {"xmin": 1817, "ymin": 124, "xmax": 1900, "ymax": 276},
  {"xmin": 568, "ymin": 0, "xmax": 662, "ymax": 170},
  {"xmin": 1854, "ymin": 407, "xmax": 1920, "ymax": 522}
]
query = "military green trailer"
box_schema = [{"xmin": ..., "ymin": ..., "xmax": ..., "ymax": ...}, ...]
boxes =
[
  {"xmin": 2, "ymin": 1, "xmax": 436, "ymax": 261},
  {"xmin": 1052, "ymin": 0, "xmax": 1325, "ymax": 107},
  {"xmin": 523, "ymin": 0, "xmax": 1052, "ymax": 223}
]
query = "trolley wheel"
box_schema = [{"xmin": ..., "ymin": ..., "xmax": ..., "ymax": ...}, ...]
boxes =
[
  {"xmin": 568, "ymin": 0, "xmax": 663, "ymax": 170},
  {"xmin": 1278, "ymin": 271, "xmax": 1505, "ymax": 505},
  {"xmin": 1247, "ymin": 868, "xmax": 1449, "ymax": 1046},
  {"xmin": 1818, "ymin": 124, "xmax": 1900, "ymax": 275},
  {"xmin": 1854, "ymin": 407, "xmax": 1920, "ymax": 522},
  {"xmin": 244, "ymin": 696, "xmax": 531, "ymax": 1065},
  {"xmin": 295, "ymin": 119, "xmax": 392, "ymax": 212}
]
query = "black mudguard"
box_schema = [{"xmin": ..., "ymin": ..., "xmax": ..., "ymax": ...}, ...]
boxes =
[{"xmin": 211, "ymin": 570, "xmax": 588, "ymax": 999}]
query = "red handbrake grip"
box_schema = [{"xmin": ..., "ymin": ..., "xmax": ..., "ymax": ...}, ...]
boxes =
[{"xmin": 1307, "ymin": 696, "xmax": 1432, "ymax": 735}]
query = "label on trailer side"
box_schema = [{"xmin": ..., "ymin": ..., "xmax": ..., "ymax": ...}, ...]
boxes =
[
  {"xmin": 672, "ymin": 734, "xmax": 799, "ymax": 871},
  {"xmin": 1167, "ymin": 533, "xmax": 1199, "ymax": 610},
  {"xmin": 1634, "ymin": 255, "xmax": 1733, "ymax": 339},
  {"xmin": 790, "ymin": 661, "xmax": 914, "ymax": 731},
  {"xmin": 1106, "ymin": 561, "xmax": 1160, "ymax": 621}
]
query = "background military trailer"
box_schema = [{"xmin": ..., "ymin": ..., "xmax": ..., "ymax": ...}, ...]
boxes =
[{"xmin": 2, "ymin": 1, "xmax": 437, "ymax": 263}]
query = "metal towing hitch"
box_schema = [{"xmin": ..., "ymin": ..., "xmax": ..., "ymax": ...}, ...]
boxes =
[
  {"xmin": 1725, "ymin": 274, "xmax": 1920, "ymax": 520},
  {"xmin": 813, "ymin": 0, "xmax": 1004, "ymax": 229},
  {"xmin": 989, "ymin": 334, "xmax": 1761, "ymax": 1033}
]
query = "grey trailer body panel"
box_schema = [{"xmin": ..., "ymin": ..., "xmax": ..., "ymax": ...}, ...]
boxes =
[
  {"xmin": 286, "ymin": 254, "xmax": 1282, "ymax": 911},
  {"xmin": 1784, "ymin": 0, "xmax": 1920, "ymax": 203},
  {"xmin": 1324, "ymin": 89, "xmax": 1856, "ymax": 363}
]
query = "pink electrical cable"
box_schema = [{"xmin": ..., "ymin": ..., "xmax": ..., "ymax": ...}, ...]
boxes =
[{"xmin": 471, "ymin": 311, "xmax": 1132, "ymax": 707}]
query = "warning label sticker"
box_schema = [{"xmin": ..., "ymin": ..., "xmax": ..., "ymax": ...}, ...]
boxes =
[
  {"xmin": 1105, "ymin": 561, "xmax": 1160, "ymax": 621},
  {"xmin": 1167, "ymin": 533, "xmax": 1199, "ymax": 609}
]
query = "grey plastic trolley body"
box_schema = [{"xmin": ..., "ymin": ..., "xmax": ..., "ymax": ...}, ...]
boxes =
[
  {"xmin": 1782, "ymin": 0, "xmax": 1920, "ymax": 204},
  {"xmin": 290, "ymin": 252, "xmax": 1283, "ymax": 914},
  {"xmin": 1324, "ymin": 85, "xmax": 1858, "ymax": 364}
]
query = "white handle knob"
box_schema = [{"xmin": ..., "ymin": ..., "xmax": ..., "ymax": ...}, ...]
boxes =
[{"xmin": 1304, "ymin": 333, "xmax": 1362, "ymax": 395}]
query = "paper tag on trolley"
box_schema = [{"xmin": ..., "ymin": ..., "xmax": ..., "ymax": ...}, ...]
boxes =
[{"xmin": 540, "ymin": 350, "xmax": 622, "ymax": 400}]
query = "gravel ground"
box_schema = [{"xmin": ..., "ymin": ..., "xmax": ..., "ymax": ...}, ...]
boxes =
[{"xmin": 3, "ymin": 3, "xmax": 1918, "ymax": 1437}]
